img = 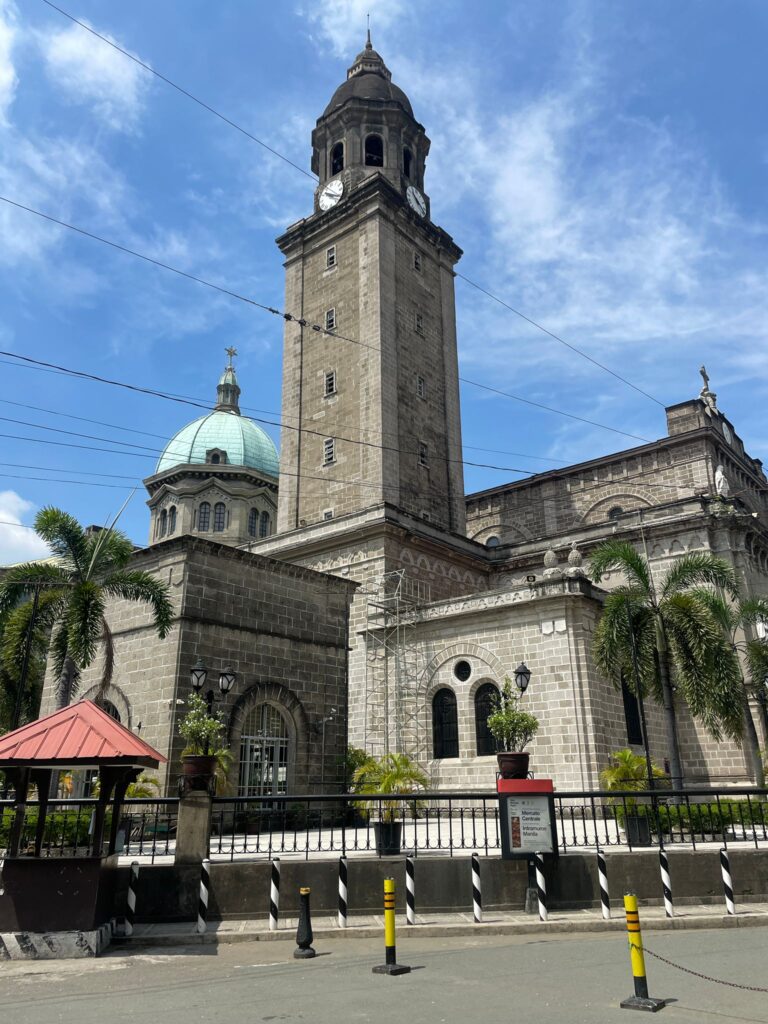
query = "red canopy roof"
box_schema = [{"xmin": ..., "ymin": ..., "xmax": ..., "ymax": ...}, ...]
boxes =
[{"xmin": 0, "ymin": 700, "xmax": 165, "ymax": 768}]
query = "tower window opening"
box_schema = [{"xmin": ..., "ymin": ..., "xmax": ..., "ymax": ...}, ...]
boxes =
[
  {"xmin": 213, "ymin": 502, "xmax": 226, "ymax": 532},
  {"xmin": 403, "ymin": 146, "xmax": 412, "ymax": 179},
  {"xmin": 248, "ymin": 508, "xmax": 258, "ymax": 537},
  {"xmin": 168, "ymin": 506, "xmax": 177, "ymax": 535},
  {"xmin": 416, "ymin": 374, "xmax": 426, "ymax": 399},
  {"xmin": 197, "ymin": 501, "xmax": 211, "ymax": 532},
  {"xmin": 325, "ymin": 308, "xmax": 336, "ymax": 332},
  {"xmin": 324, "ymin": 369, "xmax": 337, "ymax": 396},
  {"xmin": 330, "ymin": 141, "xmax": 344, "ymax": 176},
  {"xmin": 260, "ymin": 510, "xmax": 271, "ymax": 537},
  {"xmin": 364, "ymin": 133, "xmax": 384, "ymax": 167},
  {"xmin": 418, "ymin": 442, "xmax": 429, "ymax": 468},
  {"xmin": 159, "ymin": 509, "xmax": 167, "ymax": 538},
  {"xmin": 323, "ymin": 437, "xmax": 336, "ymax": 465},
  {"xmin": 326, "ymin": 245, "xmax": 337, "ymax": 269},
  {"xmin": 323, "ymin": 509, "xmax": 334, "ymax": 521},
  {"xmin": 414, "ymin": 311, "xmax": 424, "ymax": 335},
  {"xmin": 413, "ymin": 250, "xmax": 422, "ymax": 272}
]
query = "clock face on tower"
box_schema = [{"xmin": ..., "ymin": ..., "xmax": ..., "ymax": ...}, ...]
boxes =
[
  {"xmin": 319, "ymin": 178, "xmax": 344, "ymax": 211},
  {"xmin": 406, "ymin": 184, "xmax": 427, "ymax": 218}
]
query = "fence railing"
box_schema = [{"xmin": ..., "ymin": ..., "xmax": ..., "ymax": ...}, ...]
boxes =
[
  {"xmin": 0, "ymin": 797, "xmax": 178, "ymax": 864},
  {"xmin": 3, "ymin": 788, "xmax": 766, "ymax": 861}
]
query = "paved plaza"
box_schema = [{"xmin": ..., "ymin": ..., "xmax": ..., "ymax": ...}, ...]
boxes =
[{"xmin": 1, "ymin": 926, "xmax": 766, "ymax": 1024}]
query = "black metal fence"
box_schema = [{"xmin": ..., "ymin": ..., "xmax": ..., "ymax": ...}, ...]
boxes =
[
  {"xmin": 0, "ymin": 797, "xmax": 178, "ymax": 863},
  {"xmin": 2, "ymin": 789, "xmax": 766, "ymax": 861}
]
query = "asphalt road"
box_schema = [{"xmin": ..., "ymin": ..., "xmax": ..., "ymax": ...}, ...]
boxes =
[{"xmin": 1, "ymin": 927, "xmax": 767, "ymax": 1024}]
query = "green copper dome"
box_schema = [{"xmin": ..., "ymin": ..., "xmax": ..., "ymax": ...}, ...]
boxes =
[
  {"xmin": 156, "ymin": 351, "xmax": 279, "ymax": 477},
  {"xmin": 156, "ymin": 410, "xmax": 279, "ymax": 477}
]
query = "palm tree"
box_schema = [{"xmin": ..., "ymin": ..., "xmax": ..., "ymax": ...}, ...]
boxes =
[
  {"xmin": 590, "ymin": 540, "xmax": 744, "ymax": 790},
  {"xmin": 683, "ymin": 591, "xmax": 768, "ymax": 787},
  {"xmin": 352, "ymin": 753, "xmax": 429, "ymax": 822},
  {"xmin": 0, "ymin": 507, "xmax": 172, "ymax": 710}
]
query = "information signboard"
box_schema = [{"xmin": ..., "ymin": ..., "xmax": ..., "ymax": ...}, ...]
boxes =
[{"xmin": 499, "ymin": 793, "xmax": 557, "ymax": 859}]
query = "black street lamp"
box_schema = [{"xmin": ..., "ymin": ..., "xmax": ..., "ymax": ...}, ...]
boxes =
[
  {"xmin": 514, "ymin": 662, "xmax": 532, "ymax": 695},
  {"xmin": 190, "ymin": 659, "xmax": 237, "ymax": 753}
]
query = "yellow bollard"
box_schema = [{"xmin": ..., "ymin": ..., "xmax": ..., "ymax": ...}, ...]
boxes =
[
  {"xmin": 372, "ymin": 877, "xmax": 411, "ymax": 976},
  {"xmin": 620, "ymin": 893, "xmax": 665, "ymax": 1012}
]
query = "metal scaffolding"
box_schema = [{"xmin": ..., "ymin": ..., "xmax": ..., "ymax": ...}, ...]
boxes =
[{"xmin": 362, "ymin": 570, "xmax": 429, "ymax": 760}]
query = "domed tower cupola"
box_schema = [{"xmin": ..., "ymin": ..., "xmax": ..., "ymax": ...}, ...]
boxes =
[
  {"xmin": 215, "ymin": 346, "xmax": 241, "ymax": 413},
  {"xmin": 311, "ymin": 33, "xmax": 431, "ymax": 214}
]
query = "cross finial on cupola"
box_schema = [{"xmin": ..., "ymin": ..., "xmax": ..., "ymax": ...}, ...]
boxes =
[
  {"xmin": 366, "ymin": 13, "xmax": 372, "ymax": 49},
  {"xmin": 216, "ymin": 348, "xmax": 241, "ymax": 414}
]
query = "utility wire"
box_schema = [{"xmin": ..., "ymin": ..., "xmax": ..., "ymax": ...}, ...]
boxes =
[
  {"xmin": 0, "ymin": 198, "xmax": 653, "ymax": 445},
  {"xmin": 41, "ymin": 0, "xmax": 665, "ymax": 409},
  {"xmin": 39, "ymin": 0, "xmax": 316, "ymax": 181}
]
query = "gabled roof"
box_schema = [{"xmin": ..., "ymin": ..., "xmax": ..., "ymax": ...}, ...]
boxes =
[{"xmin": 0, "ymin": 700, "xmax": 165, "ymax": 768}]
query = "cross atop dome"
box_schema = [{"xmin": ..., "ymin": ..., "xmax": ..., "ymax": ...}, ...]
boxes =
[
  {"xmin": 216, "ymin": 348, "xmax": 241, "ymax": 414},
  {"xmin": 225, "ymin": 345, "xmax": 238, "ymax": 368}
]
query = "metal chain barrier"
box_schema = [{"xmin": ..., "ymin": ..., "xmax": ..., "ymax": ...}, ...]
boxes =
[{"xmin": 642, "ymin": 945, "xmax": 768, "ymax": 993}]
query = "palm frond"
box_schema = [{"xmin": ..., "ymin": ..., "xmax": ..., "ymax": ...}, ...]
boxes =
[
  {"xmin": 33, "ymin": 507, "xmax": 88, "ymax": 576},
  {"xmin": 97, "ymin": 616, "xmax": 115, "ymax": 698},
  {"xmin": 102, "ymin": 570, "xmax": 173, "ymax": 638},
  {"xmin": 592, "ymin": 594, "xmax": 657, "ymax": 695},
  {"xmin": 739, "ymin": 598, "xmax": 768, "ymax": 628},
  {"xmin": 588, "ymin": 540, "xmax": 652, "ymax": 596},
  {"xmin": 65, "ymin": 582, "xmax": 106, "ymax": 668},
  {"xmin": 0, "ymin": 562, "xmax": 71, "ymax": 617},
  {"xmin": 685, "ymin": 588, "xmax": 737, "ymax": 636},
  {"xmin": 660, "ymin": 553, "xmax": 739, "ymax": 601}
]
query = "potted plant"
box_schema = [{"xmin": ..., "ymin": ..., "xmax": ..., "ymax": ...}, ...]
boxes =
[
  {"xmin": 352, "ymin": 753, "xmax": 429, "ymax": 855},
  {"xmin": 178, "ymin": 693, "xmax": 232, "ymax": 792},
  {"xmin": 600, "ymin": 748, "xmax": 667, "ymax": 846},
  {"xmin": 486, "ymin": 677, "xmax": 539, "ymax": 779}
]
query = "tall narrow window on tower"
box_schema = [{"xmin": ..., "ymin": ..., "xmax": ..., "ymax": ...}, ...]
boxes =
[
  {"xmin": 416, "ymin": 374, "xmax": 426, "ymax": 399},
  {"xmin": 330, "ymin": 141, "xmax": 344, "ymax": 176},
  {"xmin": 414, "ymin": 311, "xmax": 424, "ymax": 335},
  {"xmin": 324, "ymin": 369, "xmax": 337, "ymax": 396},
  {"xmin": 413, "ymin": 250, "xmax": 422, "ymax": 272},
  {"xmin": 326, "ymin": 245, "xmax": 337, "ymax": 269},
  {"xmin": 364, "ymin": 133, "xmax": 384, "ymax": 167},
  {"xmin": 323, "ymin": 437, "xmax": 336, "ymax": 465},
  {"xmin": 418, "ymin": 442, "xmax": 429, "ymax": 467},
  {"xmin": 403, "ymin": 146, "xmax": 412, "ymax": 179},
  {"xmin": 325, "ymin": 308, "xmax": 336, "ymax": 332}
]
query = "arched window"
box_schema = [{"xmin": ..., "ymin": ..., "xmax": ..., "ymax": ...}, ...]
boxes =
[
  {"xmin": 211, "ymin": 453, "xmax": 221, "ymax": 465},
  {"xmin": 364, "ymin": 133, "xmax": 384, "ymax": 167},
  {"xmin": 213, "ymin": 502, "xmax": 226, "ymax": 532},
  {"xmin": 248, "ymin": 508, "xmax": 258, "ymax": 537},
  {"xmin": 260, "ymin": 511, "xmax": 271, "ymax": 538},
  {"xmin": 475, "ymin": 683, "xmax": 500, "ymax": 756},
  {"xmin": 98, "ymin": 699, "xmax": 121, "ymax": 723},
  {"xmin": 607, "ymin": 506, "xmax": 624, "ymax": 521},
  {"xmin": 168, "ymin": 506, "xmax": 177, "ymax": 535},
  {"xmin": 239, "ymin": 702, "xmax": 290, "ymax": 797},
  {"xmin": 198, "ymin": 502, "xmax": 211, "ymax": 532},
  {"xmin": 486, "ymin": 535, "xmax": 500, "ymax": 548},
  {"xmin": 432, "ymin": 688, "xmax": 459, "ymax": 759},
  {"xmin": 403, "ymin": 146, "xmax": 412, "ymax": 179},
  {"xmin": 159, "ymin": 509, "xmax": 167, "ymax": 537},
  {"xmin": 330, "ymin": 141, "xmax": 344, "ymax": 176}
]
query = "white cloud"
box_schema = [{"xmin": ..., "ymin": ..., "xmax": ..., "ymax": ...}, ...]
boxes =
[
  {"xmin": 300, "ymin": 0, "xmax": 408, "ymax": 57},
  {"xmin": 0, "ymin": 491, "xmax": 50, "ymax": 565},
  {"xmin": 40, "ymin": 20, "xmax": 149, "ymax": 131},
  {"xmin": 0, "ymin": 0, "xmax": 18, "ymax": 124}
]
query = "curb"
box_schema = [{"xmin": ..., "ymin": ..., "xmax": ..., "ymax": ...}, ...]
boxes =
[{"xmin": 115, "ymin": 912, "xmax": 768, "ymax": 948}]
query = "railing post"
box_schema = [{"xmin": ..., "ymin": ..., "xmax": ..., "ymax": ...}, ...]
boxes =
[{"xmin": 174, "ymin": 790, "xmax": 213, "ymax": 866}]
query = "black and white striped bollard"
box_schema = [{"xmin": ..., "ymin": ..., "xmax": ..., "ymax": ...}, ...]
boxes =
[
  {"xmin": 405, "ymin": 855, "xmax": 416, "ymax": 926},
  {"xmin": 535, "ymin": 852, "xmax": 548, "ymax": 922},
  {"xmin": 659, "ymin": 848, "xmax": 674, "ymax": 918},
  {"xmin": 269, "ymin": 857, "xmax": 281, "ymax": 931},
  {"xmin": 197, "ymin": 857, "xmax": 210, "ymax": 935},
  {"xmin": 720, "ymin": 847, "xmax": 736, "ymax": 915},
  {"xmin": 471, "ymin": 852, "xmax": 482, "ymax": 923},
  {"xmin": 597, "ymin": 849, "xmax": 610, "ymax": 920},
  {"xmin": 338, "ymin": 856, "xmax": 348, "ymax": 929},
  {"xmin": 125, "ymin": 860, "xmax": 139, "ymax": 937}
]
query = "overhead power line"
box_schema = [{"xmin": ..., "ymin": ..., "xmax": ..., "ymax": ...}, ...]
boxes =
[
  {"xmin": 0, "ymin": 199, "xmax": 654, "ymax": 446},
  {"xmin": 39, "ymin": 0, "xmax": 316, "ymax": 181},
  {"xmin": 39, "ymin": 0, "xmax": 665, "ymax": 409}
]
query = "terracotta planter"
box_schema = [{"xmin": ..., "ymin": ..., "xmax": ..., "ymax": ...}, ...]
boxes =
[
  {"xmin": 181, "ymin": 754, "xmax": 217, "ymax": 792},
  {"xmin": 496, "ymin": 752, "xmax": 530, "ymax": 779}
]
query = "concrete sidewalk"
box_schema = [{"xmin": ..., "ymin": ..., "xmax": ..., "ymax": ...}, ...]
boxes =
[{"xmin": 118, "ymin": 900, "xmax": 768, "ymax": 947}]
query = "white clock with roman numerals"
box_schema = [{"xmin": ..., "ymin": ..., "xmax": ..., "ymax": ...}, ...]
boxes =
[
  {"xmin": 319, "ymin": 178, "xmax": 344, "ymax": 211},
  {"xmin": 406, "ymin": 185, "xmax": 427, "ymax": 217}
]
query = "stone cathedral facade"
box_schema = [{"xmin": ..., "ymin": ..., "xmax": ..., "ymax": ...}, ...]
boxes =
[{"xmin": 42, "ymin": 39, "xmax": 768, "ymax": 796}]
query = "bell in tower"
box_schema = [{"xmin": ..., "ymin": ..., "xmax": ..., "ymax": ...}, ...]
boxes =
[{"xmin": 311, "ymin": 32, "xmax": 431, "ymax": 216}]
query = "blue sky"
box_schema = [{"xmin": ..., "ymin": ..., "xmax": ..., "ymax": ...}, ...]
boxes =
[{"xmin": 1, "ymin": 0, "xmax": 767, "ymax": 560}]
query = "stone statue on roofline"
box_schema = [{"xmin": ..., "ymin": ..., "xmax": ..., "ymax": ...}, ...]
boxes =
[{"xmin": 699, "ymin": 365, "xmax": 718, "ymax": 415}]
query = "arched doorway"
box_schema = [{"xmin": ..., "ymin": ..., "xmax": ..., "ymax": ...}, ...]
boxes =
[{"xmin": 238, "ymin": 703, "xmax": 290, "ymax": 797}]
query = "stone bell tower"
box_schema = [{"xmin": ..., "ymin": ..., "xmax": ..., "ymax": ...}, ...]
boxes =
[{"xmin": 276, "ymin": 34, "xmax": 466, "ymax": 535}]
